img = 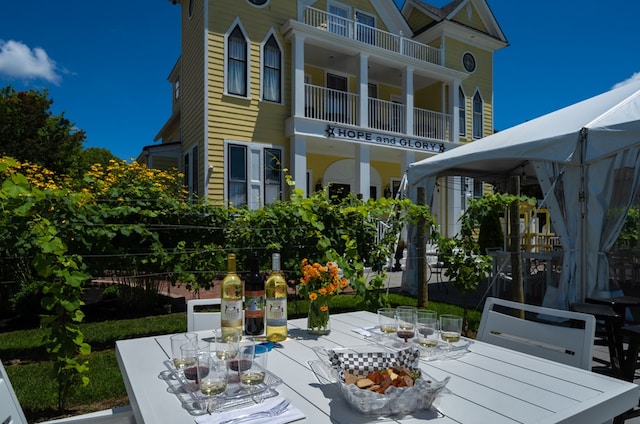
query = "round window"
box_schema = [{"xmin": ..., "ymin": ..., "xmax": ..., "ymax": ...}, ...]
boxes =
[
  {"xmin": 462, "ymin": 52, "xmax": 476, "ymax": 73},
  {"xmin": 247, "ymin": 0, "xmax": 269, "ymax": 6}
]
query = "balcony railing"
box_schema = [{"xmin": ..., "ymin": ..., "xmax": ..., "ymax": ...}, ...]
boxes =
[
  {"xmin": 369, "ymin": 98, "xmax": 406, "ymax": 134},
  {"xmin": 305, "ymin": 84, "xmax": 358, "ymax": 126},
  {"xmin": 303, "ymin": 84, "xmax": 451, "ymax": 142},
  {"xmin": 414, "ymin": 108, "xmax": 451, "ymax": 140},
  {"xmin": 303, "ymin": 7, "xmax": 441, "ymax": 66}
]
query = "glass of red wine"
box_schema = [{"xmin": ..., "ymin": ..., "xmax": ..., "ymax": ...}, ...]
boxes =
[
  {"xmin": 181, "ymin": 341, "xmax": 211, "ymax": 387},
  {"xmin": 396, "ymin": 307, "xmax": 417, "ymax": 343}
]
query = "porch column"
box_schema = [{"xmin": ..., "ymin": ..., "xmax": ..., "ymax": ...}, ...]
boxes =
[
  {"xmin": 355, "ymin": 144, "xmax": 370, "ymax": 201},
  {"xmin": 450, "ymin": 79, "xmax": 461, "ymax": 142},
  {"xmin": 290, "ymin": 135, "xmax": 307, "ymax": 196},
  {"xmin": 401, "ymin": 151, "xmax": 415, "ymax": 176},
  {"xmin": 358, "ymin": 53, "xmax": 369, "ymax": 127},
  {"xmin": 292, "ymin": 34, "xmax": 306, "ymax": 117},
  {"xmin": 403, "ymin": 66, "xmax": 415, "ymax": 135}
]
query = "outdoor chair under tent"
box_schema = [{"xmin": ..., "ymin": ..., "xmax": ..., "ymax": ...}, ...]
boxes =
[
  {"xmin": 1, "ymin": 360, "xmax": 135, "ymax": 424},
  {"xmin": 477, "ymin": 297, "xmax": 596, "ymax": 370}
]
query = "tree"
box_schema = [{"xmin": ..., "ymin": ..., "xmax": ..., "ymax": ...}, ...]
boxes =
[
  {"xmin": 73, "ymin": 147, "xmax": 119, "ymax": 179},
  {"xmin": 0, "ymin": 85, "xmax": 86, "ymax": 176}
]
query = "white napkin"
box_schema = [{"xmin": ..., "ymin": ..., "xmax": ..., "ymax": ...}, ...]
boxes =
[
  {"xmin": 351, "ymin": 326, "xmax": 378, "ymax": 337},
  {"xmin": 195, "ymin": 397, "xmax": 304, "ymax": 424}
]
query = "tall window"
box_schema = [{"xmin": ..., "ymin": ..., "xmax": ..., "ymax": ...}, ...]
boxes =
[
  {"xmin": 264, "ymin": 148, "xmax": 282, "ymax": 204},
  {"xmin": 227, "ymin": 26, "xmax": 247, "ymax": 96},
  {"xmin": 458, "ymin": 87, "xmax": 466, "ymax": 137},
  {"xmin": 228, "ymin": 144, "xmax": 247, "ymax": 206},
  {"xmin": 184, "ymin": 146, "xmax": 199, "ymax": 200},
  {"xmin": 472, "ymin": 91, "xmax": 483, "ymax": 139},
  {"xmin": 262, "ymin": 35, "xmax": 281, "ymax": 103}
]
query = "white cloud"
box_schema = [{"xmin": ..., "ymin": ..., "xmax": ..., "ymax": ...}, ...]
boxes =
[
  {"xmin": 0, "ymin": 39, "xmax": 61, "ymax": 85},
  {"xmin": 613, "ymin": 72, "xmax": 640, "ymax": 89}
]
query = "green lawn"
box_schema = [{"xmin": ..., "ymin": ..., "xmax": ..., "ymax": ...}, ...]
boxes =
[{"xmin": 0, "ymin": 294, "xmax": 480, "ymax": 423}]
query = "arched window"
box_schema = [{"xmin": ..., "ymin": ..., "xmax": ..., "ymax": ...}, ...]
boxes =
[
  {"xmin": 472, "ymin": 91, "xmax": 483, "ymax": 139},
  {"xmin": 262, "ymin": 35, "xmax": 281, "ymax": 103},
  {"xmin": 459, "ymin": 87, "xmax": 466, "ymax": 137},
  {"xmin": 227, "ymin": 25, "xmax": 248, "ymax": 97}
]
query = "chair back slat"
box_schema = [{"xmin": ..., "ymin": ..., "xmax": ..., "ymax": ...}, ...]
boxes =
[{"xmin": 477, "ymin": 297, "xmax": 596, "ymax": 370}]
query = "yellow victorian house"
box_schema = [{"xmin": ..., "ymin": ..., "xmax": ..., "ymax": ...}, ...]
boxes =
[{"xmin": 143, "ymin": 0, "xmax": 507, "ymax": 233}]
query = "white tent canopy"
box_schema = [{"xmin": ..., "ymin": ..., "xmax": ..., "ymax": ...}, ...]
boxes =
[{"xmin": 407, "ymin": 79, "xmax": 640, "ymax": 309}]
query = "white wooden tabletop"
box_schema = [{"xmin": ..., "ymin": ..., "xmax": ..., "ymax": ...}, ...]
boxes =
[{"xmin": 116, "ymin": 311, "xmax": 639, "ymax": 424}]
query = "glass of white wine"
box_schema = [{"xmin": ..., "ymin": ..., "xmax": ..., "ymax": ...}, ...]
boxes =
[
  {"xmin": 236, "ymin": 339, "xmax": 268, "ymax": 392},
  {"xmin": 197, "ymin": 352, "xmax": 228, "ymax": 412},
  {"xmin": 170, "ymin": 332, "xmax": 198, "ymax": 371},
  {"xmin": 214, "ymin": 328, "xmax": 240, "ymax": 361},
  {"xmin": 439, "ymin": 314, "xmax": 463, "ymax": 349},
  {"xmin": 377, "ymin": 308, "xmax": 397, "ymax": 336}
]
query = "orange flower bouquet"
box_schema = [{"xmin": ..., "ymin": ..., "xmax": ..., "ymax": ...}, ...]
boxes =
[{"xmin": 299, "ymin": 259, "xmax": 349, "ymax": 335}]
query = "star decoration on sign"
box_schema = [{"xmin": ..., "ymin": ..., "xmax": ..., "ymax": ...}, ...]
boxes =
[{"xmin": 325, "ymin": 125, "xmax": 335, "ymax": 138}]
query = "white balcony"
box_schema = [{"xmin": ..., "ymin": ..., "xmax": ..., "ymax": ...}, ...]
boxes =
[
  {"xmin": 302, "ymin": 6, "xmax": 441, "ymax": 67},
  {"xmin": 303, "ymin": 84, "xmax": 450, "ymax": 142}
]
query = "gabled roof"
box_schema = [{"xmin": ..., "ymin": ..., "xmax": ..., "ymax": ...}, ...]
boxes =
[{"xmin": 403, "ymin": 0, "xmax": 507, "ymax": 45}]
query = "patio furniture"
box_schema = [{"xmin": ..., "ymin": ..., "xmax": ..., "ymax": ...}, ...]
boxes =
[
  {"xmin": 1, "ymin": 360, "xmax": 135, "ymax": 424},
  {"xmin": 186, "ymin": 298, "xmax": 221, "ymax": 332},
  {"xmin": 477, "ymin": 297, "xmax": 596, "ymax": 370},
  {"xmin": 571, "ymin": 302, "xmax": 624, "ymax": 376},
  {"xmin": 116, "ymin": 310, "xmax": 639, "ymax": 423}
]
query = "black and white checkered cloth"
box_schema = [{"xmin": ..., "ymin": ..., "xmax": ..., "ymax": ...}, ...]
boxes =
[{"xmin": 327, "ymin": 347, "xmax": 420, "ymax": 378}]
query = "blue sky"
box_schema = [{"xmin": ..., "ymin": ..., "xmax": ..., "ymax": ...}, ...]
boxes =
[{"xmin": 1, "ymin": 1, "xmax": 638, "ymax": 161}]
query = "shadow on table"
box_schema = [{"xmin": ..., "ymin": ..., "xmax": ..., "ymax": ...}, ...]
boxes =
[
  {"xmin": 308, "ymin": 381, "xmax": 444, "ymax": 422},
  {"xmin": 287, "ymin": 328, "xmax": 330, "ymax": 340}
]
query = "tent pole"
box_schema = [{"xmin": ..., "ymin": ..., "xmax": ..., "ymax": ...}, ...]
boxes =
[{"xmin": 579, "ymin": 128, "xmax": 588, "ymax": 303}]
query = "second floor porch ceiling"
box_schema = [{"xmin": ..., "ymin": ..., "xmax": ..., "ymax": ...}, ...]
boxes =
[{"xmin": 281, "ymin": 6, "xmax": 467, "ymax": 89}]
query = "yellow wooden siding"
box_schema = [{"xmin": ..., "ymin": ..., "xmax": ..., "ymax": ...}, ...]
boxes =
[
  {"xmin": 181, "ymin": 0, "xmax": 206, "ymax": 197},
  {"xmin": 415, "ymin": 83, "xmax": 443, "ymax": 111},
  {"xmin": 205, "ymin": 1, "xmax": 296, "ymax": 198},
  {"xmin": 444, "ymin": 37, "xmax": 493, "ymax": 137},
  {"xmin": 449, "ymin": 1, "xmax": 488, "ymax": 35},
  {"xmin": 406, "ymin": 8, "xmax": 435, "ymax": 32}
]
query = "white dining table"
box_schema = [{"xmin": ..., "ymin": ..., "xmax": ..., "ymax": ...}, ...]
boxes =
[{"xmin": 116, "ymin": 310, "xmax": 640, "ymax": 423}]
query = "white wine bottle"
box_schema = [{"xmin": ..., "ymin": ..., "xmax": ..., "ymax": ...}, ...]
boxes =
[
  {"xmin": 265, "ymin": 253, "xmax": 288, "ymax": 342},
  {"xmin": 220, "ymin": 253, "xmax": 243, "ymax": 341}
]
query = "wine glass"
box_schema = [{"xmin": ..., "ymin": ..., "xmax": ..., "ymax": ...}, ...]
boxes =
[
  {"xmin": 214, "ymin": 328, "xmax": 240, "ymax": 361},
  {"xmin": 170, "ymin": 332, "xmax": 198, "ymax": 371},
  {"xmin": 415, "ymin": 315, "xmax": 439, "ymax": 349},
  {"xmin": 396, "ymin": 308, "xmax": 417, "ymax": 343},
  {"xmin": 197, "ymin": 352, "xmax": 228, "ymax": 413},
  {"xmin": 377, "ymin": 307, "xmax": 397, "ymax": 336},
  {"xmin": 181, "ymin": 341, "xmax": 210, "ymax": 387},
  {"xmin": 439, "ymin": 314, "xmax": 462, "ymax": 349}
]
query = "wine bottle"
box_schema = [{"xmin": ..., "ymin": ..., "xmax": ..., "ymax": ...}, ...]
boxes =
[
  {"xmin": 265, "ymin": 253, "xmax": 288, "ymax": 342},
  {"xmin": 244, "ymin": 251, "xmax": 265, "ymax": 336},
  {"xmin": 220, "ymin": 253, "xmax": 243, "ymax": 341}
]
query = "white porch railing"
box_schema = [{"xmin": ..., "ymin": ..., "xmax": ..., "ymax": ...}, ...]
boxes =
[
  {"xmin": 305, "ymin": 84, "xmax": 358, "ymax": 126},
  {"xmin": 304, "ymin": 84, "xmax": 451, "ymax": 141},
  {"xmin": 414, "ymin": 108, "xmax": 451, "ymax": 140},
  {"xmin": 303, "ymin": 6, "xmax": 441, "ymax": 66},
  {"xmin": 368, "ymin": 98, "xmax": 406, "ymax": 133}
]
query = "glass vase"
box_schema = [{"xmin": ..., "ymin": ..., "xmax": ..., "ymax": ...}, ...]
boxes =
[{"xmin": 307, "ymin": 297, "xmax": 331, "ymax": 335}]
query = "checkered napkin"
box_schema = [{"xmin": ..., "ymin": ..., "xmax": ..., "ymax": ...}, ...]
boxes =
[{"xmin": 326, "ymin": 347, "xmax": 421, "ymax": 378}]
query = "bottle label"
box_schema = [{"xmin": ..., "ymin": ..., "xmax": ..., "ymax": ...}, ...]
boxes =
[
  {"xmin": 266, "ymin": 298, "xmax": 287, "ymax": 326},
  {"xmin": 245, "ymin": 291, "xmax": 265, "ymax": 319},
  {"xmin": 221, "ymin": 299, "xmax": 243, "ymax": 326}
]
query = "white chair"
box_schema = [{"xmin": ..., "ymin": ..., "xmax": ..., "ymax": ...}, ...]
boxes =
[
  {"xmin": 1, "ymin": 360, "xmax": 135, "ymax": 424},
  {"xmin": 477, "ymin": 297, "xmax": 596, "ymax": 370},
  {"xmin": 187, "ymin": 298, "xmax": 222, "ymax": 332}
]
